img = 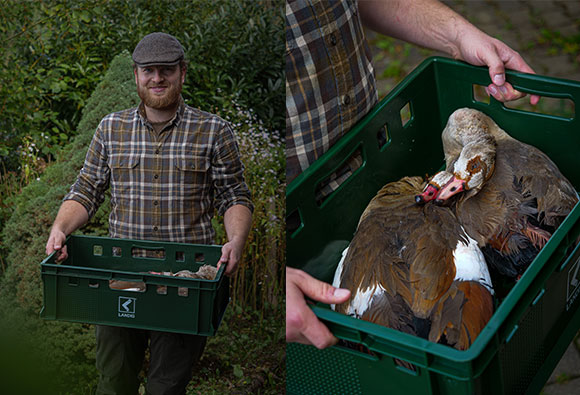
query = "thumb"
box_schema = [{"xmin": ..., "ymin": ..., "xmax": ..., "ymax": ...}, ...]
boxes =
[
  {"xmin": 298, "ymin": 273, "xmax": 351, "ymax": 304},
  {"xmin": 480, "ymin": 46, "xmax": 505, "ymax": 86},
  {"xmin": 482, "ymin": 50, "xmax": 506, "ymax": 86},
  {"xmin": 217, "ymin": 249, "xmax": 229, "ymax": 271},
  {"xmin": 219, "ymin": 244, "xmax": 230, "ymax": 263}
]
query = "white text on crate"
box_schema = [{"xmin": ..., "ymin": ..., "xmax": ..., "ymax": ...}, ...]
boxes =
[{"xmin": 118, "ymin": 296, "xmax": 136, "ymax": 318}]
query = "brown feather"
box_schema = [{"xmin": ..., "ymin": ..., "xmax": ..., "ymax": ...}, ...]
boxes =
[{"xmin": 335, "ymin": 176, "xmax": 485, "ymax": 344}]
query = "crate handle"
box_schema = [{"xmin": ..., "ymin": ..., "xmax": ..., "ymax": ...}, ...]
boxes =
[
  {"xmin": 333, "ymin": 342, "xmax": 380, "ymax": 362},
  {"xmin": 131, "ymin": 245, "xmax": 166, "ymax": 260},
  {"xmin": 313, "ymin": 306, "xmax": 429, "ymax": 367},
  {"xmin": 502, "ymin": 72, "xmax": 580, "ymax": 120},
  {"xmin": 110, "ymin": 272, "xmax": 146, "ymax": 282}
]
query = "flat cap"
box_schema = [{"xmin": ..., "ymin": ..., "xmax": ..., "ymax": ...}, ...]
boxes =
[{"xmin": 132, "ymin": 32, "xmax": 184, "ymax": 67}]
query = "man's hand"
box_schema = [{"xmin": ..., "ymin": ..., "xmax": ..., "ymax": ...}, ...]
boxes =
[
  {"xmin": 220, "ymin": 204, "xmax": 252, "ymax": 276},
  {"xmin": 217, "ymin": 237, "xmax": 244, "ymax": 276},
  {"xmin": 358, "ymin": 0, "xmax": 540, "ymax": 106},
  {"xmin": 454, "ymin": 27, "xmax": 540, "ymax": 105},
  {"xmin": 45, "ymin": 200, "xmax": 89, "ymax": 263},
  {"xmin": 286, "ymin": 267, "xmax": 351, "ymax": 349},
  {"xmin": 45, "ymin": 227, "xmax": 68, "ymax": 263}
]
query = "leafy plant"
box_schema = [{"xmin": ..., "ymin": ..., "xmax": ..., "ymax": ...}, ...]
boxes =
[
  {"xmin": 0, "ymin": 0, "xmax": 283, "ymax": 175},
  {"xmin": 1, "ymin": 23, "xmax": 283, "ymax": 391}
]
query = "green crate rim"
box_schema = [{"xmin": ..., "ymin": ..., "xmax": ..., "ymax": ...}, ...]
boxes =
[{"xmin": 286, "ymin": 56, "xmax": 580, "ymax": 380}]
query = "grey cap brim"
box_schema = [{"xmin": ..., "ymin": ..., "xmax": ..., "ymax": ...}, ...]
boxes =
[{"xmin": 134, "ymin": 59, "xmax": 183, "ymax": 67}]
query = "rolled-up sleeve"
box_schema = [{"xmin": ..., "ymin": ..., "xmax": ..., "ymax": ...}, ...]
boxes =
[
  {"xmin": 63, "ymin": 124, "xmax": 110, "ymax": 219},
  {"xmin": 211, "ymin": 123, "xmax": 254, "ymax": 216}
]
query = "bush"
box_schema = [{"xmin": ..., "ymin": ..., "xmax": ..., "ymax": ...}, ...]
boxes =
[
  {"xmin": 0, "ymin": 53, "xmax": 139, "ymax": 392},
  {"xmin": 0, "ymin": 0, "xmax": 283, "ymax": 172},
  {"xmin": 1, "ymin": 34, "xmax": 284, "ymax": 389}
]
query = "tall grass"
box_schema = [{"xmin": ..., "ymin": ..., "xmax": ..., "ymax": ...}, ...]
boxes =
[{"xmin": 211, "ymin": 100, "xmax": 285, "ymax": 312}]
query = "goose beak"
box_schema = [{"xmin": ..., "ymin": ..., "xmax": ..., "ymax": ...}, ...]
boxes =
[
  {"xmin": 415, "ymin": 184, "xmax": 440, "ymax": 205},
  {"xmin": 435, "ymin": 176, "xmax": 465, "ymax": 203}
]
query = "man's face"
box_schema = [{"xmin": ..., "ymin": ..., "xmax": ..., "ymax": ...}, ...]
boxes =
[{"xmin": 134, "ymin": 64, "xmax": 185, "ymax": 110}]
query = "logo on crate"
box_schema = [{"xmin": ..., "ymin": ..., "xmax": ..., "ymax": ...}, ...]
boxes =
[
  {"xmin": 566, "ymin": 255, "xmax": 580, "ymax": 311},
  {"xmin": 118, "ymin": 296, "xmax": 136, "ymax": 318}
]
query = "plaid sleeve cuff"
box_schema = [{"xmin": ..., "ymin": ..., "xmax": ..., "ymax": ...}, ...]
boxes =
[
  {"xmin": 63, "ymin": 191, "xmax": 97, "ymax": 219},
  {"xmin": 216, "ymin": 185, "xmax": 254, "ymax": 216}
]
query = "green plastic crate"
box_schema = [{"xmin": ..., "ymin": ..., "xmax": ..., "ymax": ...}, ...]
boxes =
[
  {"xmin": 286, "ymin": 56, "xmax": 580, "ymax": 394},
  {"xmin": 40, "ymin": 235, "xmax": 229, "ymax": 336}
]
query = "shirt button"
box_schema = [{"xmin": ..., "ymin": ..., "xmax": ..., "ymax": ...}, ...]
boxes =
[
  {"xmin": 329, "ymin": 33, "xmax": 337, "ymax": 46},
  {"xmin": 155, "ymin": 149, "xmax": 160, "ymax": 155},
  {"xmin": 154, "ymin": 174, "xmax": 159, "ymax": 179},
  {"xmin": 154, "ymin": 200, "xmax": 159, "ymax": 206},
  {"xmin": 153, "ymin": 226, "xmax": 158, "ymax": 231},
  {"xmin": 343, "ymin": 95, "xmax": 351, "ymax": 105}
]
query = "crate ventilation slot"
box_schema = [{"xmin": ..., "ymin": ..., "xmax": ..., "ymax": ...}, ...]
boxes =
[
  {"xmin": 93, "ymin": 245, "xmax": 103, "ymax": 256},
  {"xmin": 286, "ymin": 209, "xmax": 303, "ymax": 235},
  {"xmin": 314, "ymin": 147, "xmax": 363, "ymax": 206},
  {"xmin": 131, "ymin": 247, "xmax": 166, "ymax": 259},
  {"xmin": 473, "ymin": 84, "xmax": 491, "ymax": 105},
  {"xmin": 400, "ymin": 102, "xmax": 413, "ymax": 127},
  {"xmin": 503, "ymin": 96, "xmax": 575, "ymax": 119},
  {"xmin": 377, "ymin": 124, "xmax": 389, "ymax": 150}
]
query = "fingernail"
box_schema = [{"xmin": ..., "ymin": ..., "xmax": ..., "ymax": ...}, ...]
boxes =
[
  {"xmin": 493, "ymin": 74, "xmax": 505, "ymax": 85},
  {"xmin": 488, "ymin": 85, "xmax": 497, "ymax": 95},
  {"xmin": 334, "ymin": 288, "xmax": 350, "ymax": 298},
  {"xmin": 499, "ymin": 86, "xmax": 508, "ymax": 95}
]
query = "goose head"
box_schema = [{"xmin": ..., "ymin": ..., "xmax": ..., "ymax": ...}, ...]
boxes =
[
  {"xmin": 436, "ymin": 137, "xmax": 496, "ymax": 202},
  {"xmin": 415, "ymin": 171, "xmax": 454, "ymax": 204}
]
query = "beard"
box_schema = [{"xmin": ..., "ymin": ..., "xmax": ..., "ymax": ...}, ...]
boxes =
[{"xmin": 137, "ymin": 77, "xmax": 182, "ymax": 110}]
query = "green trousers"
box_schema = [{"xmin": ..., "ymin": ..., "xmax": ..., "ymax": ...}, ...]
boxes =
[{"xmin": 95, "ymin": 325, "xmax": 207, "ymax": 395}]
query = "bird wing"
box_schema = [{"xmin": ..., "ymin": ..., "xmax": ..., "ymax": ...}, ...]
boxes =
[
  {"xmin": 500, "ymin": 140, "xmax": 578, "ymax": 227},
  {"xmin": 336, "ymin": 177, "xmax": 461, "ymax": 323},
  {"xmin": 429, "ymin": 281, "xmax": 494, "ymax": 350}
]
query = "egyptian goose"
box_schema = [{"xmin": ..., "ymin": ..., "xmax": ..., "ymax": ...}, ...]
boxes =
[
  {"xmin": 422, "ymin": 108, "xmax": 578, "ymax": 279},
  {"xmin": 333, "ymin": 175, "xmax": 494, "ymax": 351}
]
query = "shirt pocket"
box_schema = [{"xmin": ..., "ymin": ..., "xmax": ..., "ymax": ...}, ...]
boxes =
[
  {"xmin": 109, "ymin": 156, "xmax": 141, "ymax": 199},
  {"xmin": 110, "ymin": 156, "xmax": 141, "ymax": 184},
  {"xmin": 173, "ymin": 155, "xmax": 211, "ymax": 197}
]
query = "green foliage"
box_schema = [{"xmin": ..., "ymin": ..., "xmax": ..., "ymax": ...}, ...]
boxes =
[
  {"xmin": 210, "ymin": 101, "xmax": 285, "ymax": 310},
  {"xmin": 0, "ymin": 0, "xmax": 283, "ymax": 174},
  {"xmin": 1, "ymin": 35, "xmax": 283, "ymax": 393},
  {"xmin": 0, "ymin": 54, "xmax": 139, "ymax": 393},
  {"xmin": 186, "ymin": 305, "xmax": 285, "ymax": 394}
]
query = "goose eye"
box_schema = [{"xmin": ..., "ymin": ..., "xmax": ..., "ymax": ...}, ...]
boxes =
[{"xmin": 470, "ymin": 162, "xmax": 479, "ymax": 171}]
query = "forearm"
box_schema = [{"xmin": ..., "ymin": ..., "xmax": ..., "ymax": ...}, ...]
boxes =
[
  {"xmin": 223, "ymin": 204, "xmax": 252, "ymax": 246},
  {"xmin": 358, "ymin": 0, "xmax": 471, "ymax": 59},
  {"xmin": 51, "ymin": 200, "xmax": 90, "ymax": 236}
]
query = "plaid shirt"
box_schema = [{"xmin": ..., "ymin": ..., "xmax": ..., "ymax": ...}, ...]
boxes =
[
  {"xmin": 286, "ymin": 0, "xmax": 378, "ymax": 183},
  {"xmin": 65, "ymin": 98, "xmax": 253, "ymax": 245}
]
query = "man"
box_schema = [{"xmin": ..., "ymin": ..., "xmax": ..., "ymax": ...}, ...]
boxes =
[
  {"xmin": 286, "ymin": 0, "xmax": 539, "ymax": 349},
  {"xmin": 45, "ymin": 32, "xmax": 253, "ymax": 394}
]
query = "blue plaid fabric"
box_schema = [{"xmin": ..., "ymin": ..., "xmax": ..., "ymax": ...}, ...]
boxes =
[
  {"xmin": 65, "ymin": 98, "xmax": 253, "ymax": 244},
  {"xmin": 286, "ymin": 0, "xmax": 378, "ymax": 183}
]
